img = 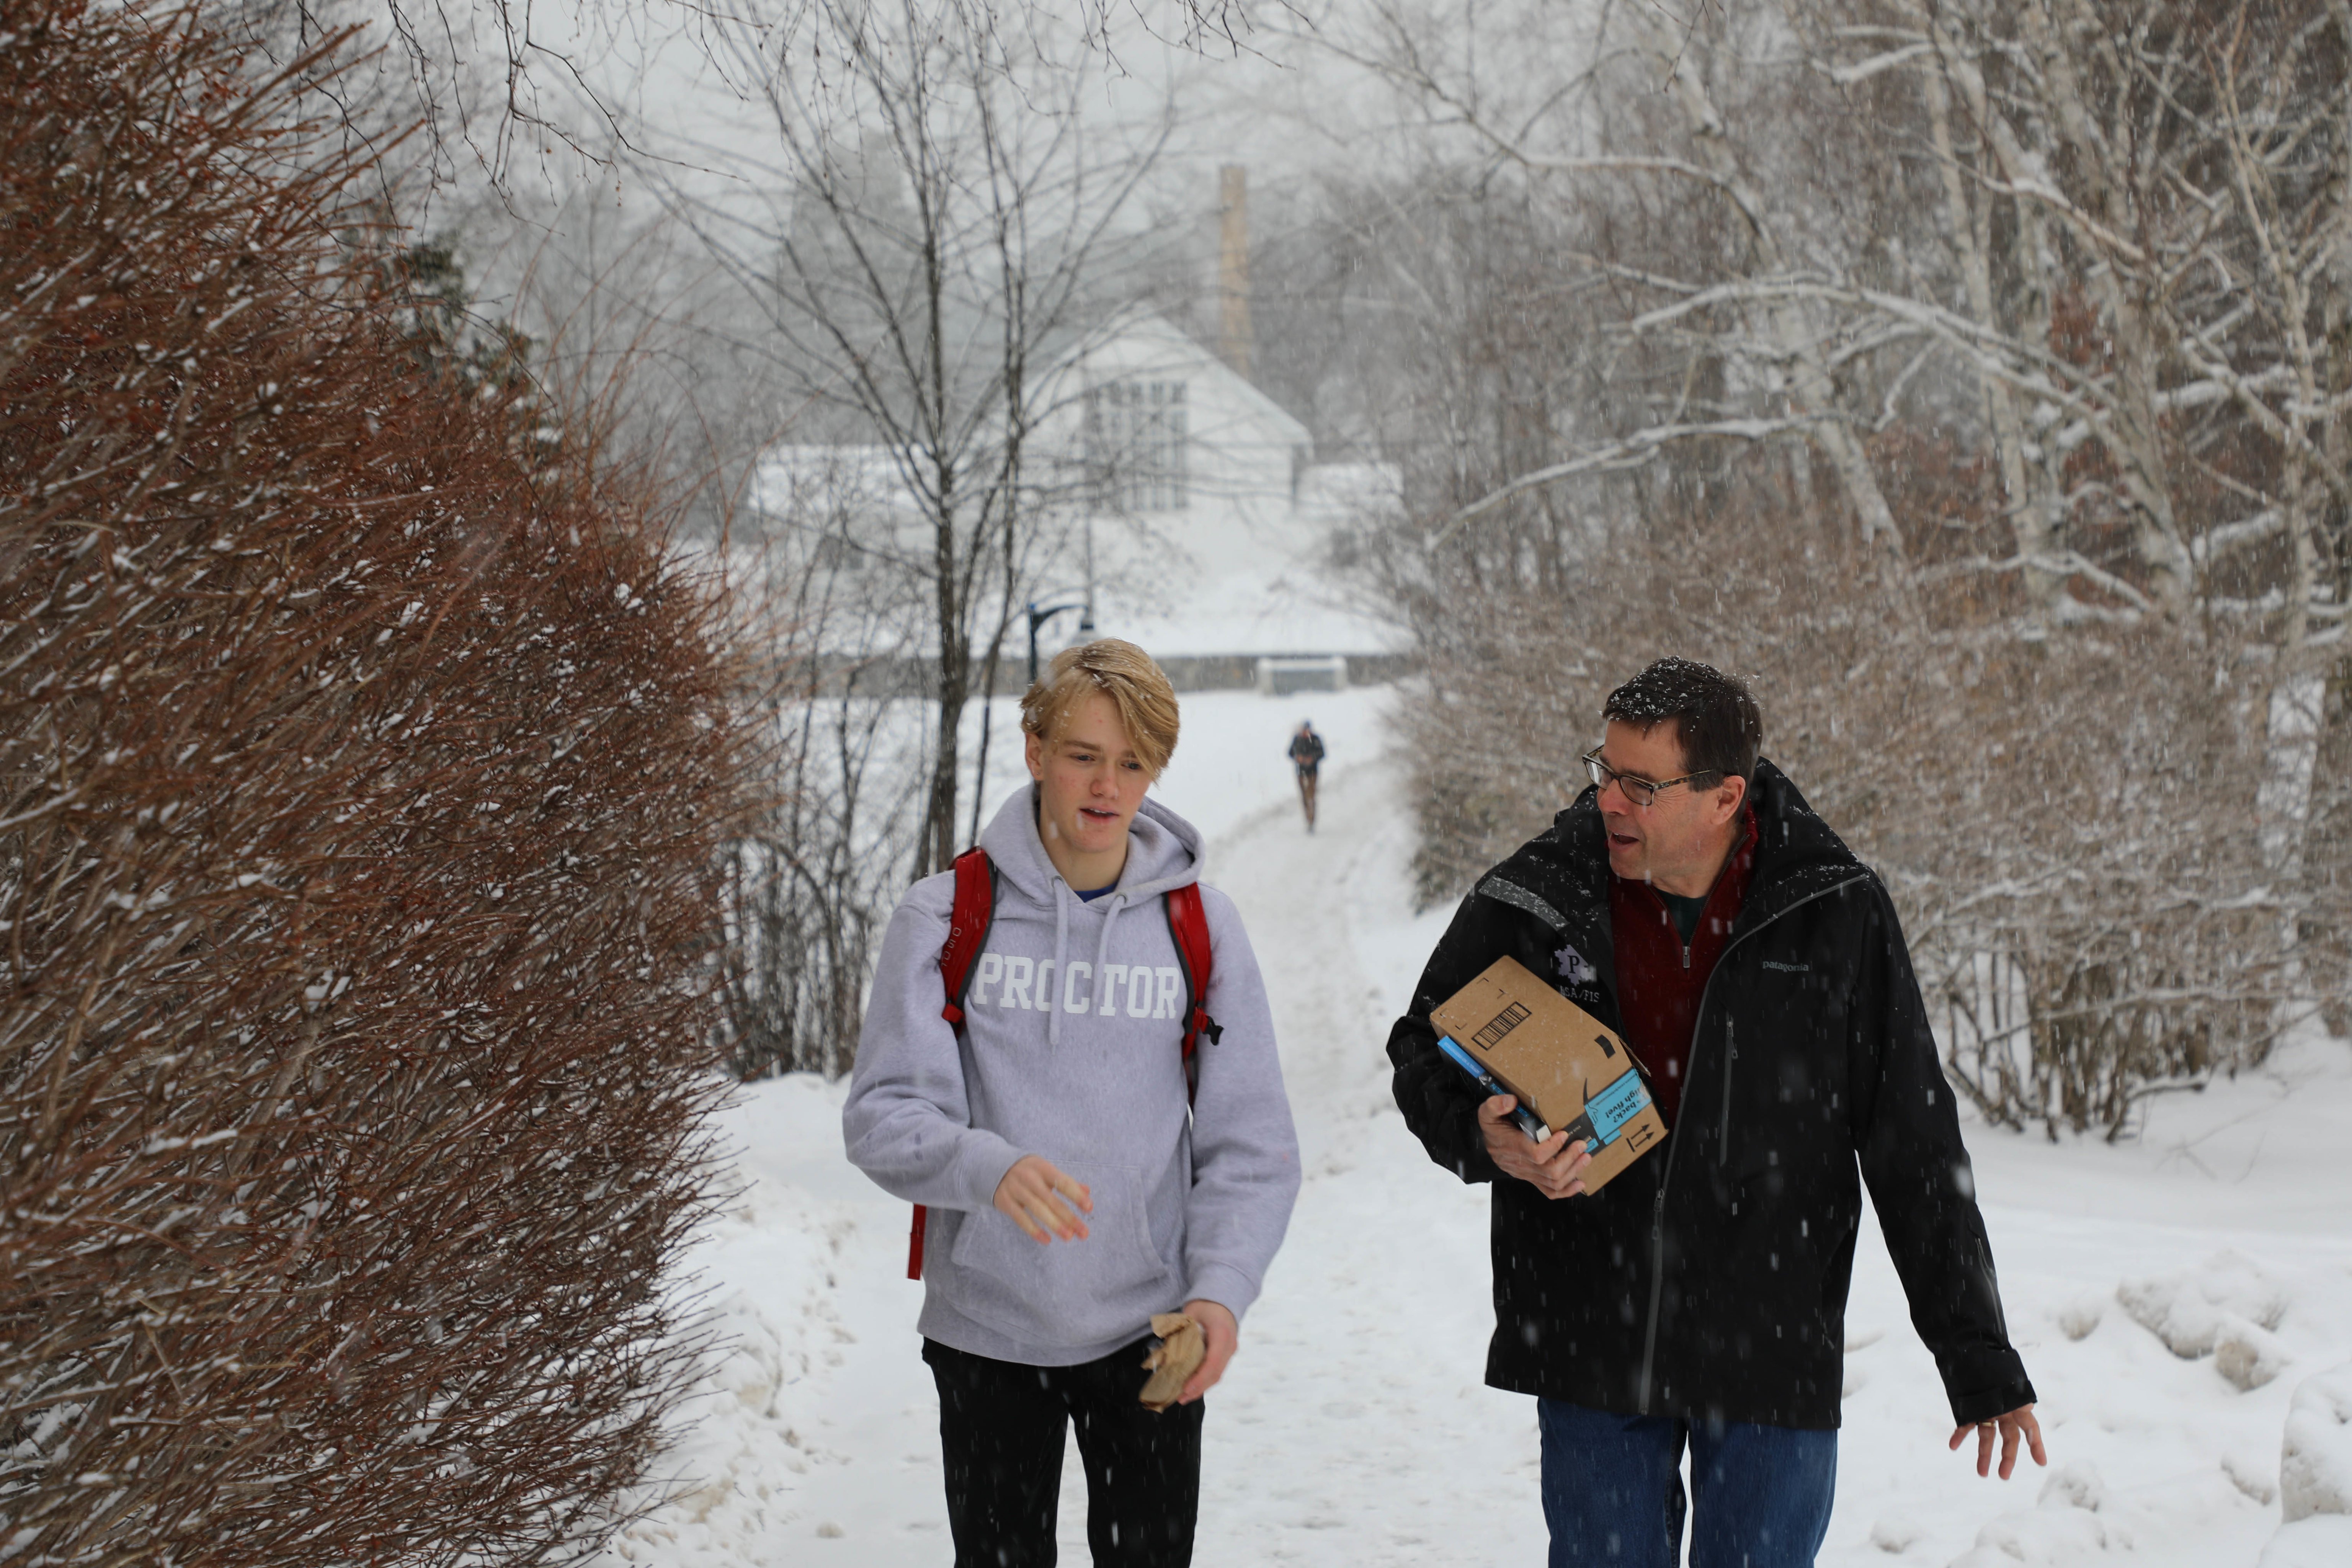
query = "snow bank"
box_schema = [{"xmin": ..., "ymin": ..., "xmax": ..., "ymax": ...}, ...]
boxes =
[
  {"xmin": 2218, "ymin": 1317, "xmax": 2297, "ymax": 1393},
  {"xmin": 1945, "ymin": 1464, "xmax": 2123, "ymax": 1566},
  {"xmin": 2260, "ymin": 1515, "xmax": 2352, "ymax": 1568},
  {"xmin": 2116, "ymin": 1250, "xmax": 2289, "ymax": 1361},
  {"xmin": 599, "ymin": 1076, "xmax": 864, "ymax": 1563},
  {"xmin": 2280, "ymin": 1361, "xmax": 2352, "ymax": 1521}
]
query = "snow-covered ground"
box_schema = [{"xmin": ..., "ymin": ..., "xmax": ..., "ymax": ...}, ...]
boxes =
[{"xmin": 599, "ymin": 688, "xmax": 2352, "ymax": 1567}]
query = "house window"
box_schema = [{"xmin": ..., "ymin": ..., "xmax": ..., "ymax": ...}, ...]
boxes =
[{"xmin": 1085, "ymin": 380, "xmax": 1188, "ymax": 512}]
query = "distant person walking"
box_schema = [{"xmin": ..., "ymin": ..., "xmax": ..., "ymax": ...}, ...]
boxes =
[{"xmin": 1287, "ymin": 720, "xmax": 1326, "ymax": 831}]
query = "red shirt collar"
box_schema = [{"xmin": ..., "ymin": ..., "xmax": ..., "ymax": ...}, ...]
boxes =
[{"xmin": 1613, "ymin": 799, "xmax": 1760, "ymax": 913}]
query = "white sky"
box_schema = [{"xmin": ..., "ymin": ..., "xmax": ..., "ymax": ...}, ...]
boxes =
[{"xmin": 355, "ymin": 0, "xmax": 1598, "ymax": 259}]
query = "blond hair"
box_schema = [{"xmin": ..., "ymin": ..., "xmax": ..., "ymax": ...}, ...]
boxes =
[{"xmin": 1020, "ymin": 639, "xmax": 1181, "ymax": 777}]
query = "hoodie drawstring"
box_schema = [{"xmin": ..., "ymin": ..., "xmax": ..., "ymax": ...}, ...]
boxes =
[
  {"xmin": 1044, "ymin": 880, "xmax": 1130, "ymax": 1047},
  {"xmin": 1094, "ymin": 894, "xmax": 1127, "ymax": 1015},
  {"xmin": 1049, "ymin": 879, "xmax": 1071, "ymax": 1047}
]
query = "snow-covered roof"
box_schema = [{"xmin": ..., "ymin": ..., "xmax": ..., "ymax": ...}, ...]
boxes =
[{"xmin": 1042, "ymin": 307, "xmax": 1313, "ymax": 452}]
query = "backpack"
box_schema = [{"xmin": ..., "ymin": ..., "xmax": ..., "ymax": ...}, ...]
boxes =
[{"xmin": 906, "ymin": 845, "xmax": 1219, "ymax": 1281}]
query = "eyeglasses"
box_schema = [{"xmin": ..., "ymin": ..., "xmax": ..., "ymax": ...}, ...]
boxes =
[{"xmin": 1581, "ymin": 748, "xmax": 1721, "ymax": 810}]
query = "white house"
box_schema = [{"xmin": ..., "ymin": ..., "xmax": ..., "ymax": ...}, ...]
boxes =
[
  {"xmin": 751, "ymin": 308, "xmax": 1404, "ymax": 688},
  {"xmin": 1029, "ymin": 309, "xmax": 1402, "ymax": 678}
]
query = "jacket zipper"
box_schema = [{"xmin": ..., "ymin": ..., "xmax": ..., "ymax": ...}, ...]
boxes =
[
  {"xmin": 1717, "ymin": 1018, "xmax": 1736, "ymax": 1166},
  {"xmin": 1635, "ymin": 872, "xmax": 1869, "ymax": 1415}
]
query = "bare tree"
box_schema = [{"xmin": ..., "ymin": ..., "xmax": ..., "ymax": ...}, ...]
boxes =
[
  {"xmin": 1325, "ymin": 2, "xmax": 1922, "ymax": 590},
  {"xmin": 212, "ymin": 0, "xmax": 1263, "ymax": 206},
  {"xmin": 708, "ymin": 461, "xmax": 935, "ymax": 1079},
  {"xmin": 1316, "ymin": 0, "xmax": 2350, "ymax": 1132},
  {"xmin": 1338, "ymin": 2, "xmax": 2349, "ymax": 630},
  {"xmin": 669, "ymin": 0, "xmax": 1169, "ymax": 876},
  {"xmin": 409, "ymin": 4, "xmax": 1228, "ymax": 1077}
]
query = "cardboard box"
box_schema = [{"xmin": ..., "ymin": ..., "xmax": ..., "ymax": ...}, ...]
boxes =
[{"xmin": 1430, "ymin": 955, "xmax": 1668, "ymax": 1192}]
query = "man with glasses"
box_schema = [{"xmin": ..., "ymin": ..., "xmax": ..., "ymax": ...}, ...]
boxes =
[{"xmin": 1388, "ymin": 657, "xmax": 2044, "ymax": 1568}]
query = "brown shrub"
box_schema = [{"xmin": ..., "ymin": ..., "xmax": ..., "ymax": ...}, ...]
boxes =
[{"xmin": 0, "ymin": 4, "xmax": 748, "ymax": 1560}]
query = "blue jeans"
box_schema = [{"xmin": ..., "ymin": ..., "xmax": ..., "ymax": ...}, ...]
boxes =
[{"xmin": 1537, "ymin": 1400, "xmax": 1836, "ymax": 1568}]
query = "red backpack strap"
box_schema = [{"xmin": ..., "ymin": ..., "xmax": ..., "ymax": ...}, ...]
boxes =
[
  {"xmin": 938, "ymin": 847, "xmax": 998, "ymax": 1028},
  {"xmin": 913, "ymin": 847, "xmax": 998, "ymax": 1282},
  {"xmin": 907, "ymin": 1204, "xmax": 929, "ymax": 1282},
  {"xmin": 1163, "ymin": 884, "xmax": 1221, "ymax": 1105}
]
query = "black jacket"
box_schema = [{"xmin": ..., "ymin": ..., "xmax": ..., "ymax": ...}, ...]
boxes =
[{"xmin": 1388, "ymin": 760, "xmax": 2034, "ymax": 1430}]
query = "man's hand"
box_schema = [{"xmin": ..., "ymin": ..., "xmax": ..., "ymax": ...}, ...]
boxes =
[
  {"xmin": 1177, "ymin": 1299, "xmax": 1237, "ymax": 1405},
  {"xmin": 1948, "ymin": 1404, "xmax": 2048, "ymax": 1479},
  {"xmin": 992, "ymin": 1155, "xmax": 1091, "ymax": 1244},
  {"xmin": 1479, "ymin": 1095, "xmax": 1593, "ymax": 1199}
]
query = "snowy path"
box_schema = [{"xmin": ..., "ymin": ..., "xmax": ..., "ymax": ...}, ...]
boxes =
[
  {"xmin": 601, "ymin": 732, "xmax": 2352, "ymax": 1567},
  {"xmin": 1189, "ymin": 758, "xmax": 1552, "ymax": 1564}
]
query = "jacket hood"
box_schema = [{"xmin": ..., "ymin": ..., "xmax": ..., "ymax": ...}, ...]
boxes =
[
  {"xmin": 972, "ymin": 786, "xmax": 1207, "ymax": 1051},
  {"xmin": 977, "ymin": 784, "xmax": 1204, "ymax": 905}
]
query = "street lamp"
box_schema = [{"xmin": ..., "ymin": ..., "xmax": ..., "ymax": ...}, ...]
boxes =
[{"xmin": 1027, "ymin": 597, "xmax": 1090, "ymax": 687}]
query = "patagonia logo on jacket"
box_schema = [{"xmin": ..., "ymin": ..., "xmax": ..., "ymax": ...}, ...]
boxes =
[{"xmin": 971, "ymin": 955, "xmax": 1184, "ymax": 1018}]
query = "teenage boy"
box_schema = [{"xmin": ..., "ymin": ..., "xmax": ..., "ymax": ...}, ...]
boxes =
[
  {"xmin": 845, "ymin": 639, "xmax": 1301, "ymax": 1568},
  {"xmin": 1388, "ymin": 657, "xmax": 2045, "ymax": 1568}
]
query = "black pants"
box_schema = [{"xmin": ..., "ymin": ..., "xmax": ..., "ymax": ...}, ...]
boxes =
[{"xmin": 924, "ymin": 1336, "xmax": 1204, "ymax": 1568}]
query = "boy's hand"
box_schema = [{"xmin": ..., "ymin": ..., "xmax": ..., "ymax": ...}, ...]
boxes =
[
  {"xmin": 1177, "ymin": 1299, "xmax": 1238, "ymax": 1404},
  {"xmin": 993, "ymin": 1154, "xmax": 1091, "ymax": 1243},
  {"xmin": 1479, "ymin": 1095, "xmax": 1592, "ymax": 1199}
]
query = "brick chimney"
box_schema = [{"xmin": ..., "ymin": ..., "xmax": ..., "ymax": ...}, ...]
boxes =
[{"xmin": 1218, "ymin": 165, "xmax": 1253, "ymax": 383}]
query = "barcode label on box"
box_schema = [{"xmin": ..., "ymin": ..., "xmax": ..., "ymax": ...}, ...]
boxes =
[{"xmin": 1472, "ymin": 1000, "xmax": 1531, "ymax": 1051}]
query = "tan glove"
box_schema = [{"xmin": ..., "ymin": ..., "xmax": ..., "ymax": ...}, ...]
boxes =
[{"xmin": 1137, "ymin": 1312, "xmax": 1205, "ymax": 1412}]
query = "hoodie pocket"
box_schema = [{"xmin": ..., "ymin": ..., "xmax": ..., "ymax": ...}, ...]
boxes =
[{"xmin": 942, "ymin": 1160, "xmax": 1180, "ymax": 1348}]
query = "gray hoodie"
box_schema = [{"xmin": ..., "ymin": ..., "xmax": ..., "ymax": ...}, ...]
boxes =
[{"xmin": 843, "ymin": 787, "xmax": 1301, "ymax": 1367}]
